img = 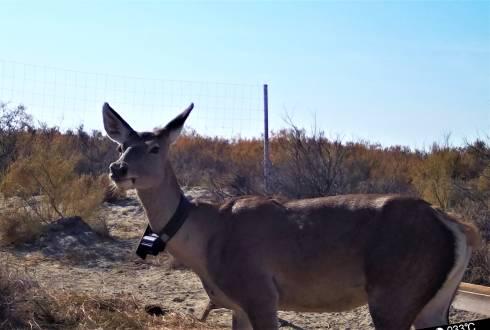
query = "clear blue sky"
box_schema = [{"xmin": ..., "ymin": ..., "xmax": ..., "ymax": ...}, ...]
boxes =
[{"xmin": 1, "ymin": 0, "xmax": 489, "ymax": 147}]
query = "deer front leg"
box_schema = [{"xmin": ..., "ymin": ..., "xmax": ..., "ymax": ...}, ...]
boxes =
[
  {"xmin": 228, "ymin": 274, "xmax": 279, "ymax": 330},
  {"xmin": 243, "ymin": 303, "xmax": 278, "ymax": 330},
  {"xmin": 232, "ymin": 309, "xmax": 253, "ymax": 330},
  {"xmin": 198, "ymin": 300, "xmax": 217, "ymax": 321}
]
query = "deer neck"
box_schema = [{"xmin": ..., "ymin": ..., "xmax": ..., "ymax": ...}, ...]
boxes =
[
  {"xmin": 136, "ymin": 161, "xmax": 182, "ymax": 234},
  {"xmin": 135, "ymin": 161, "xmax": 209, "ymax": 272}
]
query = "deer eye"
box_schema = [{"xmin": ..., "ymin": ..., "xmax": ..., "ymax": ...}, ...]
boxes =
[
  {"xmin": 149, "ymin": 145, "xmax": 160, "ymax": 154},
  {"xmin": 117, "ymin": 145, "xmax": 123, "ymax": 153}
]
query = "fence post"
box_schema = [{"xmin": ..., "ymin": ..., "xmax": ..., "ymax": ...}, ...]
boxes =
[{"xmin": 263, "ymin": 84, "xmax": 271, "ymax": 194}]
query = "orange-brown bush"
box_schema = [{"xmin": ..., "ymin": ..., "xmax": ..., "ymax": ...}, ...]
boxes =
[{"xmin": 171, "ymin": 131, "xmax": 263, "ymax": 197}]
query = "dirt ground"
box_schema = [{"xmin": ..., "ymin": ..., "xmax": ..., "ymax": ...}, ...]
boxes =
[{"xmin": 0, "ymin": 190, "xmax": 486, "ymax": 329}]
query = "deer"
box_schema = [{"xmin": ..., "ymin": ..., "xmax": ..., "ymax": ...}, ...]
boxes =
[{"xmin": 102, "ymin": 102, "xmax": 479, "ymax": 330}]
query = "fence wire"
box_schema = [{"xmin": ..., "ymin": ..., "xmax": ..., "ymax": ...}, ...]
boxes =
[{"xmin": 0, "ymin": 60, "xmax": 265, "ymax": 138}]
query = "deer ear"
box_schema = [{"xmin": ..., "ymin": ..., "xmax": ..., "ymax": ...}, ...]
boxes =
[
  {"xmin": 102, "ymin": 103, "xmax": 137, "ymax": 143},
  {"xmin": 159, "ymin": 103, "xmax": 194, "ymax": 144}
]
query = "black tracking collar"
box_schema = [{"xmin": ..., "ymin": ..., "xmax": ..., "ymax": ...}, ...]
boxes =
[{"xmin": 136, "ymin": 194, "xmax": 192, "ymax": 259}]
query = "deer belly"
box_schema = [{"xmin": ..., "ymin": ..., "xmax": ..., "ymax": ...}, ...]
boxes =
[{"xmin": 275, "ymin": 271, "xmax": 368, "ymax": 312}]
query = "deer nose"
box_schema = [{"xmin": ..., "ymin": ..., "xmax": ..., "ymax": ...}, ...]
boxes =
[{"xmin": 109, "ymin": 162, "xmax": 128, "ymax": 179}]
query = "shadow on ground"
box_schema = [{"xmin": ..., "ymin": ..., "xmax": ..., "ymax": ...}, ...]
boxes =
[{"xmin": 13, "ymin": 217, "xmax": 137, "ymax": 267}]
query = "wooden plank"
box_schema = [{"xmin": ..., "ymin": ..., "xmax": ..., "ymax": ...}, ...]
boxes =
[
  {"xmin": 459, "ymin": 282, "xmax": 490, "ymax": 296},
  {"xmin": 453, "ymin": 283, "xmax": 490, "ymax": 316}
]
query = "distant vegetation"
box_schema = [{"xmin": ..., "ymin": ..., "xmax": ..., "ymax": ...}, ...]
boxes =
[{"xmin": 0, "ymin": 102, "xmax": 488, "ymax": 284}]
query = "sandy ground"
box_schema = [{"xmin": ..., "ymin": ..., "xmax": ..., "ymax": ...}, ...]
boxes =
[{"xmin": 0, "ymin": 190, "xmax": 486, "ymax": 329}]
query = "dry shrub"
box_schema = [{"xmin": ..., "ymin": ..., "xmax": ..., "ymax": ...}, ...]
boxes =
[
  {"xmin": 2, "ymin": 131, "xmax": 100, "ymax": 218},
  {"xmin": 82, "ymin": 213, "xmax": 110, "ymax": 238},
  {"xmin": 0, "ymin": 208, "xmax": 43, "ymax": 245},
  {"xmin": 66, "ymin": 175, "xmax": 105, "ymax": 220},
  {"xmin": 171, "ymin": 132, "xmax": 232, "ymax": 187},
  {"xmin": 0, "ymin": 103, "xmax": 33, "ymax": 178},
  {"xmin": 270, "ymin": 127, "xmax": 347, "ymax": 198},
  {"xmin": 455, "ymin": 200, "xmax": 490, "ymax": 286},
  {"xmin": 66, "ymin": 126, "xmax": 119, "ymax": 176},
  {"xmin": 411, "ymin": 147, "xmax": 460, "ymax": 210},
  {"xmin": 342, "ymin": 143, "xmax": 418, "ymax": 194},
  {"xmin": 268, "ymin": 127, "xmax": 419, "ymax": 198},
  {"xmin": 0, "ymin": 130, "xmax": 106, "ymax": 243},
  {"xmin": 172, "ymin": 132, "xmax": 263, "ymax": 195}
]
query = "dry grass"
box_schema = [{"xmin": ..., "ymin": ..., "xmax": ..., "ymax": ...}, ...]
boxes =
[
  {"xmin": 82, "ymin": 213, "xmax": 110, "ymax": 238},
  {"xmin": 0, "ymin": 258, "xmax": 39, "ymax": 328},
  {"xmin": 0, "ymin": 260, "xmax": 216, "ymax": 329},
  {"xmin": 0, "ymin": 208, "xmax": 43, "ymax": 245},
  {"xmin": 465, "ymin": 246, "xmax": 490, "ymax": 285},
  {"xmin": 27, "ymin": 292, "xmax": 214, "ymax": 330}
]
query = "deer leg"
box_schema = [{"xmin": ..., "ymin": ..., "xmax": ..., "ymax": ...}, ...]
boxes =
[
  {"xmin": 232, "ymin": 309, "xmax": 253, "ymax": 330},
  {"xmin": 240, "ymin": 278, "xmax": 279, "ymax": 330},
  {"xmin": 198, "ymin": 300, "xmax": 217, "ymax": 322},
  {"xmin": 413, "ymin": 247, "xmax": 470, "ymax": 329},
  {"xmin": 245, "ymin": 305, "xmax": 278, "ymax": 330},
  {"xmin": 224, "ymin": 272, "xmax": 279, "ymax": 330},
  {"xmin": 367, "ymin": 285, "xmax": 423, "ymax": 330}
]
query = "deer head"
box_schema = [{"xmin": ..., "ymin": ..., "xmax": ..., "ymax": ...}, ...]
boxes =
[{"xmin": 102, "ymin": 102, "xmax": 193, "ymax": 190}]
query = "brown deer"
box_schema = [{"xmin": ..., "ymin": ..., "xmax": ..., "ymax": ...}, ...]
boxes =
[{"xmin": 103, "ymin": 102, "xmax": 479, "ymax": 330}]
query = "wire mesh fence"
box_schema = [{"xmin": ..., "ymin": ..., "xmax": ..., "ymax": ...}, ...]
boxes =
[{"xmin": 0, "ymin": 59, "xmax": 266, "ymax": 138}]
